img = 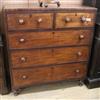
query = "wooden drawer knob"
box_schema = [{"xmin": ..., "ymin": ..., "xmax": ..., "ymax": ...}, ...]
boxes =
[
  {"xmin": 79, "ymin": 35, "xmax": 85, "ymax": 39},
  {"xmin": 18, "ymin": 19, "xmax": 25, "ymax": 25},
  {"xmin": 81, "ymin": 16, "xmax": 92, "ymax": 23},
  {"xmin": 37, "ymin": 18, "xmax": 43, "ymax": 23},
  {"xmin": 65, "ymin": 17, "xmax": 71, "ymax": 22},
  {"xmin": 19, "ymin": 38, "xmax": 25, "ymax": 43},
  {"xmin": 20, "ymin": 57, "xmax": 26, "ymax": 62},
  {"xmin": 77, "ymin": 52, "xmax": 82, "ymax": 57},
  {"xmin": 44, "ymin": 3, "xmax": 48, "ymax": 8},
  {"xmin": 75, "ymin": 69, "xmax": 80, "ymax": 73},
  {"xmin": 22, "ymin": 75, "xmax": 27, "ymax": 79}
]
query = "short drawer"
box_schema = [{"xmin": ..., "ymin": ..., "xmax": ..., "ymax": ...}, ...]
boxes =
[
  {"xmin": 12, "ymin": 62, "xmax": 87, "ymax": 88},
  {"xmin": 7, "ymin": 13, "xmax": 53, "ymax": 30},
  {"xmin": 10, "ymin": 46, "xmax": 89, "ymax": 68},
  {"xmin": 56, "ymin": 13, "xmax": 96, "ymax": 28},
  {"xmin": 8, "ymin": 30, "xmax": 93, "ymax": 49}
]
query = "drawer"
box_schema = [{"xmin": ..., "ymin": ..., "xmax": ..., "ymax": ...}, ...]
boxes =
[
  {"xmin": 12, "ymin": 67, "xmax": 52, "ymax": 88},
  {"xmin": 12, "ymin": 62, "xmax": 87, "ymax": 88},
  {"xmin": 8, "ymin": 30, "xmax": 93, "ymax": 49},
  {"xmin": 11, "ymin": 46, "xmax": 89, "ymax": 68},
  {"xmin": 7, "ymin": 13, "xmax": 53, "ymax": 30},
  {"xmin": 56, "ymin": 13, "xmax": 95, "ymax": 28}
]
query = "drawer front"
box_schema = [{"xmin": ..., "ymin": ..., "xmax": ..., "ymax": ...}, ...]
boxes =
[
  {"xmin": 11, "ymin": 47, "xmax": 89, "ymax": 68},
  {"xmin": 8, "ymin": 30, "xmax": 93, "ymax": 49},
  {"xmin": 56, "ymin": 13, "xmax": 95, "ymax": 28},
  {"xmin": 12, "ymin": 63, "xmax": 86, "ymax": 88},
  {"xmin": 7, "ymin": 13, "xmax": 53, "ymax": 30},
  {"xmin": 12, "ymin": 67, "xmax": 52, "ymax": 88}
]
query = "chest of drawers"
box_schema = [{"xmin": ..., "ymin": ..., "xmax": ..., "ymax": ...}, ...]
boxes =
[{"xmin": 2, "ymin": 6, "xmax": 97, "ymax": 95}]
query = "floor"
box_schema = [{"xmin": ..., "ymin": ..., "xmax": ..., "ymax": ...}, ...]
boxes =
[{"xmin": 1, "ymin": 81, "xmax": 100, "ymax": 100}]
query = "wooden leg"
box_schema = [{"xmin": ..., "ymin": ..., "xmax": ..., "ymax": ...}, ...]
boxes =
[{"xmin": 79, "ymin": 80, "xmax": 84, "ymax": 86}]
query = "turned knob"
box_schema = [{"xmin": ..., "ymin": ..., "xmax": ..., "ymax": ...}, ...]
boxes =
[
  {"xmin": 57, "ymin": 1, "xmax": 60, "ymax": 7},
  {"xmin": 81, "ymin": 16, "xmax": 92, "ymax": 23},
  {"xmin": 18, "ymin": 19, "xmax": 25, "ymax": 25},
  {"xmin": 77, "ymin": 52, "xmax": 82, "ymax": 57},
  {"xmin": 79, "ymin": 35, "xmax": 85, "ymax": 40},
  {"xmin": 39, "ymin": 2, "xmax": 43, "ymax": 7},
  {"xmin": 20, "ymin": 57, "xmax": 26, "ymax": 62},
  {"xmin": 75, "ymin": 69, "xmax": 80, "ymax": 73},
  {"xmin": 44, "ymin": 3, "xmax": 48, "ymax": 8},
  {"xmin": 22, "ymin": 75, "xmax": 27, "ymax": 79},
  {"xmin": 19, "ymin": 38, "xmax": 25, "ymax": 43},
  {"xmin": 37, "ymin": 18, "xmax": 43, "ymax": 23},
  {"xmin": 65, "ymin": 17, "xmax": 71, "ymax": 22}
]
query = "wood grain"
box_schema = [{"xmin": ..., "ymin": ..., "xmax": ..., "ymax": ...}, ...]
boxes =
[
  {"xmin": 2, "ymin": 7, "xmax": 97, "ymax": 93},
  {"xmin": 8, "ymin": 30, "xmax": 93, "ymax": 49},
  {"xmin": 10, "ymin": 46, "xmax": 89, "ymax": 68},
  {"xmin": 56, "ymin": 13, "xmax": 95, "ymax": 28},
  {"xmin": 12, "ymin": 62, "xmax": 87, "ymax": 89},
  {"xmin": 7, "ymin": 13, "xmax": 53, "ymax": 30}
]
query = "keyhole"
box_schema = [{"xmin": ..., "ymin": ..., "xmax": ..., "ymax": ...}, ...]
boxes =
[
  {"xmin": 29, "ymin": 14, "xmax": 32, "ymax": 18},
  {"xmin": 75, "ymin": 13, "xmax": 77, "ymax": 16},
  {"xmin": 52, "ymin": 32, "xmax": 55, "ymax": 35}
]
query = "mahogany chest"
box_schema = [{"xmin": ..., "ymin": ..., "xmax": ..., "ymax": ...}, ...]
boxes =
[{"xmin": 2, "ymin": 4, "xmax": 97, "ymax": 95}]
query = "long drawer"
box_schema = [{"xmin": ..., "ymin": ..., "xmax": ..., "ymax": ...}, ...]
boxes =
[
  {"xmin": 8, "ymin": 30, "xmax": 93, "ymax": 49},
  {"xmin": 56, "ymin": 13, "xmax": 95, "ymax": 28},
  {"xmin": 10, "ymin": 46, "xmax": 89, "ymax": 68},
  {"xmin": 12, "ymin": 62, "xmax": 87, "ymax": 89},
  {"xmin": 7, "ymin": 13, "xmax": 53, "ymax": 30}
]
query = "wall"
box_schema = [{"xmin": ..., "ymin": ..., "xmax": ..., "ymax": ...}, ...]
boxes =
[{"xmin": 0, "ymin": 0, "xmax": 83, "ymax": 11}]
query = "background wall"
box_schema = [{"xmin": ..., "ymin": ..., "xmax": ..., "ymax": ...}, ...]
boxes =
[
  {"xmin": 0, "ymin": 0, "xmax": 83, "ymax": 11},
  {"xmin": 1, "ymin": 0, "xmax": 83, "ymax": 4}
]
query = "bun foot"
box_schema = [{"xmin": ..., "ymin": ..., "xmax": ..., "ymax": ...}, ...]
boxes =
[
  {"xmin": 79, "ymin": 80, "xmax": 84, "ymax": 86},
  {"xmin": 13, "ymin": 89, "xmax": 22, "ymax": 96}
]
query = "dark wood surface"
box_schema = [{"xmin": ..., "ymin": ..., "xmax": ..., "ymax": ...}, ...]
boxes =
[
  {"xmin": 8, "ymin": 30, "xmax": 93, "ymax": 49},
  {"xmin": 7, "ymin": 13, "xmax": 53, "ymax": 30},
  {"xmin": 10, "ymin": 46, "xmax": 89, "ymax": 68},
  {"xmin": 6, "ymin": 12, "xmax": 96, "ymax": 31},
  {"xmin": 2, "ymin": 6, "xmax": 97, "ymax": 94},
  {"xmin": 56, "ymin": 13, "xmax": 95, "ymax": 28},
  {"xmin": 12, "ymin": 62, "xmax": 87, "ymax": 89}
]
